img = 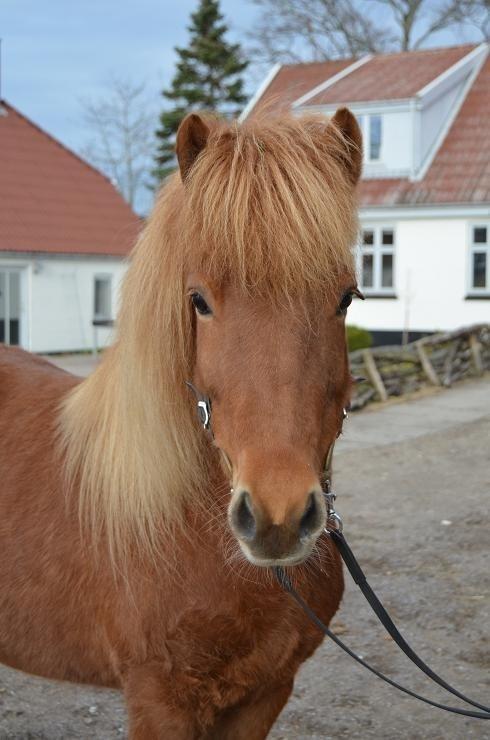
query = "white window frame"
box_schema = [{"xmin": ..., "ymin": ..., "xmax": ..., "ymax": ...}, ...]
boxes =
[
  {"xmin": 358, "ymin": 226, "xmax": 396, "ymax": 295},
  {"xmin": 356, "ymin": 114, "xmax": 383, "ymax": 163},
  {"xmin": 93, "ymin": 274, "xmax": 113, "ymax": 321},
  {"xmin": 467, "ymin": 223, "xmax": 490, "ymax": 295}
]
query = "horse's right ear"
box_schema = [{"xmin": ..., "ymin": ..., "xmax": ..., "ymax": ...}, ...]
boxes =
[{"xmin": 176, "ymin": 113, "xmax": 211, "ymax": 182}]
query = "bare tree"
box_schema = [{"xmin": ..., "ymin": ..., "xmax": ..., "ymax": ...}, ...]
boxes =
[
  {"xmin": 80, "ymin": 77, "xmax": 155, "ymax": 212},
  {"xmin": 249, "ymin": 0, "xmax": 489, "ymax": 64},
  {"xmin": 249, "ymin": 0, "xmax": 393, "ymax": 63},
  {"xmin": 376, "ymin": 0, "xmax": 489, "ymax": 50}
]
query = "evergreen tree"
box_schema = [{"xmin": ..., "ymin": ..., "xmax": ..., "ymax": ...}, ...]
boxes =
[{"xmin": 153, "ymin": 0, "xmax": 248, "ymax": 182}]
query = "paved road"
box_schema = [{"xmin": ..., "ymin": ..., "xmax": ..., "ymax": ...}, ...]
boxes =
[
  {"xmin": 338, "ymin": 379, "xmax": 490, "ymax": 451},
  {"xmin": 1, "ymin": 376, "xmax": 489, "ymax": 739}
]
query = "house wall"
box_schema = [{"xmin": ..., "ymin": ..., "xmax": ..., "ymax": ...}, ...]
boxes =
[
  {"xmin": 348, "ymin": 215, "xmax": 490, "ymax": 339},
  {"xmin": 0, "ymin": 254, "xmax": 127, "ymax": 353}
]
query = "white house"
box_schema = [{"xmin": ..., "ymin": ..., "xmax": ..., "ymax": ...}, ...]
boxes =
[
  {"xmin": 242, "ymin": 43, "xmax": 490, "ymax": 343},
  {"xmin": 0, "ymin": 100, "xmax": 140, "ymax": 353}
]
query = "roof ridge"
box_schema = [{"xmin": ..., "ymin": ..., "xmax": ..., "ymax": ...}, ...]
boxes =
[
  {"xmin": 282, "ymin": 57, "xmax": 357, "ymax": 69},
  {"xmin": 0, "ymin": 98, "xmax": 127, "ymax": 199},
  {"xmin": 282, "ymin": 43, "xmax": 477, "ymax": 70},
  {"xmin": 369, "ymin": 42, "xmax": 476, "ymax": 61}
]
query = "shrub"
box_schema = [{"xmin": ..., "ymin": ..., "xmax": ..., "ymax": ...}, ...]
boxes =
[{"xmin": 347, "ymin": 325, "xmax": 373, "ymax": 352}]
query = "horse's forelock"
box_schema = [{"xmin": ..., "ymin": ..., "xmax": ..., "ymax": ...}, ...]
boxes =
[{"xmin": 182, "ymin": 113, "xmax": 358, "ymax": 301}]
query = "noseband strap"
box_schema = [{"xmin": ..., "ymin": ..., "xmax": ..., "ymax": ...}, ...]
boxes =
[{"xmin": 186, "ymin": 380, "xmax": 347, "ymax": 489}]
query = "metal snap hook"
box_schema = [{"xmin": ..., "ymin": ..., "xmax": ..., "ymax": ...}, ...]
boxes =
[{"xmin": 324, "ymin": 490, "xmax": 343, "ymax": 533}]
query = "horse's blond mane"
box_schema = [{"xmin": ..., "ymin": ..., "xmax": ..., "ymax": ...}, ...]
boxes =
[{"xmin": 60, "ymin": 112, "xmax": 358, "ymax": 562}]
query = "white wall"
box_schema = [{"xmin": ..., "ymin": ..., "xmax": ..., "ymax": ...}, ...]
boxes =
[
  {"xmin": 348, "ymin": 217, "xmax": 490, "ymax": 335},
  {"xmin": 0, "ymin": 254, "xmax": 127, "ymax": 353}
]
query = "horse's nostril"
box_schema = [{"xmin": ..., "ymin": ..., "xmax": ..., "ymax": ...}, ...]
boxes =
[
  {"xmin": 299, "ymin": 493, "xmax": 321, "ymax": 539},
  {"xmin": 232, "ymin": 491, "xmax": 257, "ymax": 541}
]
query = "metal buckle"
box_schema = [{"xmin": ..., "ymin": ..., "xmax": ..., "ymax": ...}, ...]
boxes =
[
  {"xmin": 324, "ymin": 487, "xmax": 343, "ymax": 533},
  {"xmin": 197, "ymin": 400, "xmax": 210, "ymax": 430}
]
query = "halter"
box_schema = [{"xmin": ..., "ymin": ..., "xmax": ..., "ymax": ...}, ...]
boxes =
[{"xmin": 185, "ymin": 380, "xmax": 490, "ymax": 721}]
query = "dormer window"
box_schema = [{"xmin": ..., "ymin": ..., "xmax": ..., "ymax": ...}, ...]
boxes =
[
  {"xmin": 369, "ymin": 116, "xmax": 382, "ymax": 160},
  {"xmin": 356, "ymin": 115, "xmax": 383, "ymax": 163}
]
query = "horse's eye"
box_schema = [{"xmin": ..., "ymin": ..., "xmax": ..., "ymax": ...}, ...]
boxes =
[
  {"xmin": 191, "ymin": 292, "xmax": 212, "ymax": 316},
  {"xmin": 337, "ymin": 292, "xmax": 353, "ymax": 315}
]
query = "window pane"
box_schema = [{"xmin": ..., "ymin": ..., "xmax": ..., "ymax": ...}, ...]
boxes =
[
  {"xmin": 369, "ymin": 115, "xmax": 382, "ymax": 160},
  {"xmin": 9, "ymin": 272, "xmax": 20, "ymax": 319},
  {"xmin": 362, "ymin": 254, "xmax": 374, "ymax": 288},
  {"xmin": 362, "ymin": 230, "xmax": 374, "ymax": 246},
  {"xmin": 94, "ymin": 277, "xmax": 112, "ymax": 319},
  {"xmin": 472, "ymin": 252, "xmax": 487, "ymax": 288},
  {"xmin": 382, "ymin": 230, "xmax": 394, "ymax": 245},
  {"xmin": 473, "ymin": 227, "xmax": 487, "ymax": 244},
  {"xmin": 9, "ymin": 272, "xmax": 20, "ymax": 346},
  {"xmin": 381, "ymin": 254, "xmax": 393, "ymax": 288}
]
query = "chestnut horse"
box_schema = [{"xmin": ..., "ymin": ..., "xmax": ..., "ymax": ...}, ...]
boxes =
[{"xmin": 0, "ymin": 108, "xmax": 362, "ymax": 738}]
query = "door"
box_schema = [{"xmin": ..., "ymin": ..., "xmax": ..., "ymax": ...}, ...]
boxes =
[{"xmin": 0, "ymin": 270, "xmax": 22, "ymax": 345}]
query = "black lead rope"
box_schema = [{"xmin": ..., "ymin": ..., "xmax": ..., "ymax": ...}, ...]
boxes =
[{"xmin": 274, "ymin": 532, "xmax": 490, "ymax": 720}]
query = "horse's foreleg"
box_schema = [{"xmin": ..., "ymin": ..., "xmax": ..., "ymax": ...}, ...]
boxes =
[
  {"xmin": 204, "ymin": 680, "xmax": 294, "ymax": 740},
  {"xmin": 123, "ymin": 665, "xmax": 197, "ymax": 740}
]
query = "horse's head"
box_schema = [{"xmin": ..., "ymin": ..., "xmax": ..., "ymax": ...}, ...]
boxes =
[{"xmin": 177, "ymin": 110, "xmax": 362, "ymax": 567}]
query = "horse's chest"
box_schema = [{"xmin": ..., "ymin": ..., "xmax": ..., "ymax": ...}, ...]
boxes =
[{"xmin": 157, "ymin": 586, "xmax": 327, "ymax": 721}]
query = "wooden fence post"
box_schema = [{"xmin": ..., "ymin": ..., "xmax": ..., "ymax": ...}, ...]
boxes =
[
  {"xmin": 362, "ymin": 349, "xmax": 388, "ymax": 402},
  {"xmin": 416, "ymin": 341, "xmax": 440, "ymax": 386},
  {"xmin": 469, "ymin": 333, "xmax": 484, "ymax": 375}
]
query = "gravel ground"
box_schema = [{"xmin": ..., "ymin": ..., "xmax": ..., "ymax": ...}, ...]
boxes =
[{"xmin": 1, "ymin": 377, "xmax": 489, "ymax": 739}]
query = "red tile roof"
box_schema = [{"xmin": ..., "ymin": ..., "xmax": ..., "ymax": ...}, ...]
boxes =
[
  {"xmin": 249, "ymin": 59, "xmax": 355, "ymax": 115},
  {"xmin": 307, "ymin": 45, "xmax": 475, "ymax": 105},
  {"xmin": 0, "ymin": 101, "xmax": 141, "ymax": 255}
]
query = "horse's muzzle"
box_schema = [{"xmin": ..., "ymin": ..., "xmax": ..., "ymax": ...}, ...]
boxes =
[{"xmin": 228, "ymin": 487, "xmax": 326, "ymax": 566}]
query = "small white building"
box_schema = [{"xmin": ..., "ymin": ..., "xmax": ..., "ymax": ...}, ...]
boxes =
[
  {"xmin": 0, "ymin": 101, "xmax": 140, "ymax": 353},
  {"xmin": 242, "ymin": 43, "xmax": 490, "ymax": 343}
]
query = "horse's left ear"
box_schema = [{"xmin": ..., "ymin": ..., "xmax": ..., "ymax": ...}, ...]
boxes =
[
  {"xmin": 176, "ymin": 113, "xmax": 211, "ymax": 182},
  {"xmin": 330, "ymin": 108, "xmax": 363, "ymax": 185}
]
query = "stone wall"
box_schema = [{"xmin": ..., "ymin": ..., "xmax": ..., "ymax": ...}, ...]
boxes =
[{"xmin": 349, "ymin": 324, "xmax": 490, "ymax": 411}]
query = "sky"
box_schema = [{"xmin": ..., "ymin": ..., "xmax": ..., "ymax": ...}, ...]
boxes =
[
  {"xmin": 0, "ymin": 0, "xmax": 484, "ymax": 211},
  {"xmin": 0, "ymin": 1, "xmax": 258, "ymax": 155}
]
